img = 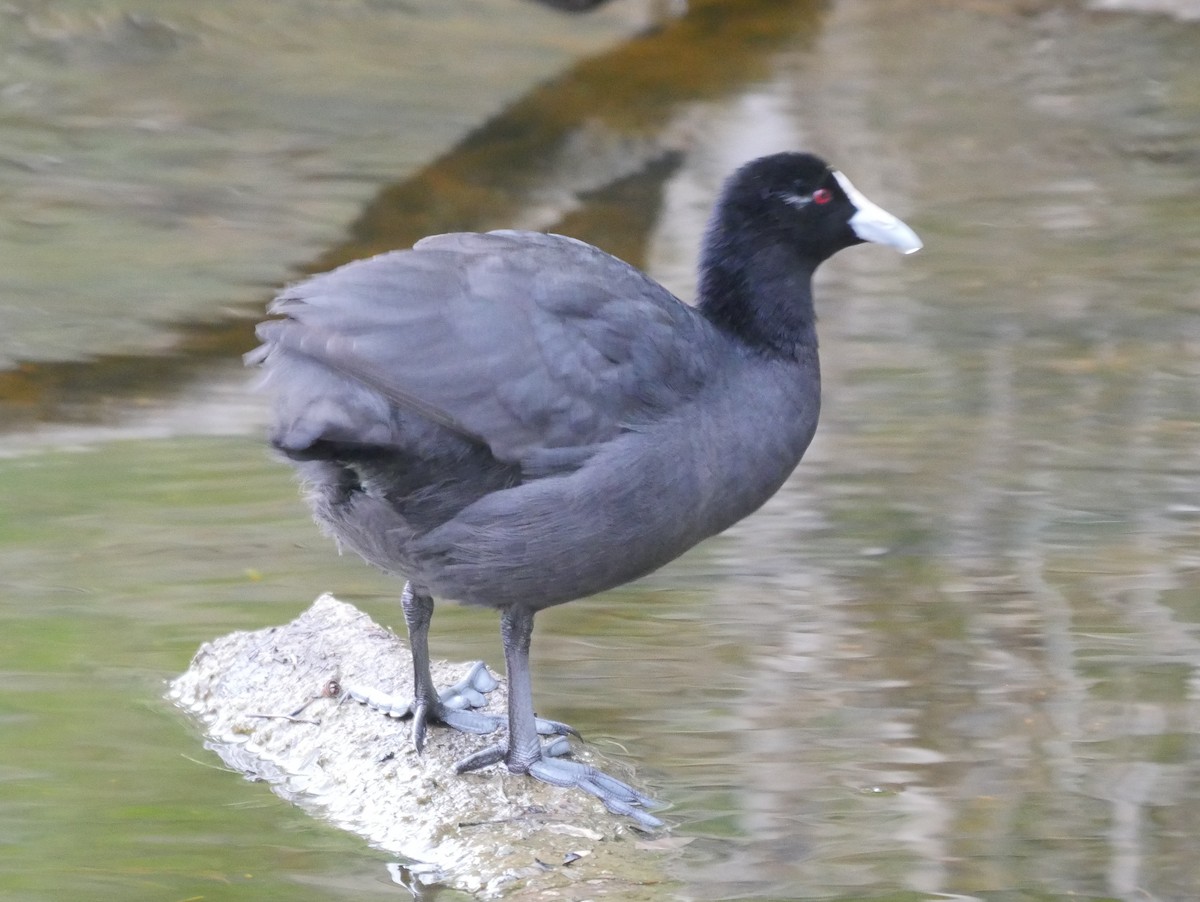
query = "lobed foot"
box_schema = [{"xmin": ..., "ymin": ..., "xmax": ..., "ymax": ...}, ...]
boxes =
[
  {"xmin": 436, "ymin": 660, "xmax": 500, "ymax": 712},
  {"xmin": 333, "ymin": 661, "xmax": 500, "ymax": 752},
  {"xmin": 409, "ymin": 662, "xmax": 504, "ymax": 751},
  {"xmin": 409, "ymin": 663, "xmax": 579, "ymax": 748},
  {"xmin": 456, "ymin": 739, "xmax": 663, "ymax": 829},
  {"xmin": 335, "ymin": 662, "xmax": 578, "ymax": 751}
]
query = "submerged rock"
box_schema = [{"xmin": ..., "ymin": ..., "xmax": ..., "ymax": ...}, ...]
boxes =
[{"xmin": 169, "ymin": 594, "xmax": 669, "ymax": 898}]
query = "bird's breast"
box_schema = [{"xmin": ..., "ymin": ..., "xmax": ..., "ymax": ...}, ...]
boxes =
[{"xmin": 413, "ymin": 358, "xmax": 820, "ymax": 609}]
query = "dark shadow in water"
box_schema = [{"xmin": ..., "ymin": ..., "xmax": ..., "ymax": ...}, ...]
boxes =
[
  {"xmin": 0, "ymin": 0, "xmax": 826, "ymax": 432},
  {"xmin": 525, "ymin": 0, "xmax": 615, "ymax": 12}
]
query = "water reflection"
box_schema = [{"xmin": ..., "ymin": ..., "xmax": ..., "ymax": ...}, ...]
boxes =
[
  {"xmin": 0, "ymin": 0, "xmax": 657, "ymax": 370},
  {"xmin": 1, "ymin": 0, "xmax": 1199, "ymax": 900},
  {"xmin": 0, "ymin": 0, "xmax": 821, "ymax": 437}
]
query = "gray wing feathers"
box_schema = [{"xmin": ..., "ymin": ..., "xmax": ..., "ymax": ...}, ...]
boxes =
[{"xmin": 252, "ymin": 231, "xmax": 709, "ymax": 463}]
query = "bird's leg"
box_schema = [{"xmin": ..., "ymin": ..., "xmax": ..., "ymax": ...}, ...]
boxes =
[
  {"xmin": 499, "ymin": 602, "xmax": 543, "ymax": 771},
  {"xmin": 341, "ymin": 583, "xmax": 575, "ymax": 750},
  {"xmin": 400, "ymin": 582, "xmax": 500, "ymax": 751},
  {"xmin": 455, "ymin": 604, "xmax": 663, "ymax": 829}
]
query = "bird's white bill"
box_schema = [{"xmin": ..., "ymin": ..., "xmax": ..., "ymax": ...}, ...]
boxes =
[{"xmin": 832, "ymin": 170, "xmax": 923, "ymax": 254}]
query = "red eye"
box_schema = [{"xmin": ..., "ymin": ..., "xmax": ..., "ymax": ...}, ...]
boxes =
[{"xmin": 813, "ymin": 188, "xmax": 833, "ymax": 205}]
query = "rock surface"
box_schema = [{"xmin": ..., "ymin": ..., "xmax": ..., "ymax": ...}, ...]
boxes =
[{"xmin": 169, "ymin": 594, "xmax": 671, "ymax": 898}]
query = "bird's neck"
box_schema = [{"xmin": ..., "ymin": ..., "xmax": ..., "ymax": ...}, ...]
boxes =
[{"xmin": 696, "ymin": 226, "xmax": 820, "ymax": 359}]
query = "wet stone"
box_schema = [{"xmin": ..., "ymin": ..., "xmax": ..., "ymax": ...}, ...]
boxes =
[{"xmin": 169, "ymin": 594, "xmax": 669, "ymax": 899}]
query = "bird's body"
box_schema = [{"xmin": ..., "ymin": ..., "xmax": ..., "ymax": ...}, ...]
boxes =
[
  {"xmin": 289, "ymin": 322, "xmax": 816, "ymax": 610},
  {"xmin": 249, "ymin": 152, "xmax": 921, "ymax": 825}
]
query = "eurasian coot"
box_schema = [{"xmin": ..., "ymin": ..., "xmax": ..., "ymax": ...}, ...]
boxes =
[{"xmin": 248, "ymin": 152, "xmax": 921, "ymax": 826}]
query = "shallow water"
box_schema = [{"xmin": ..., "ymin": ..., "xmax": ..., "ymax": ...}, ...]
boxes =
[{"xmin": 2, "ymin": 0, "xmax": 1200, "ymax": 899}]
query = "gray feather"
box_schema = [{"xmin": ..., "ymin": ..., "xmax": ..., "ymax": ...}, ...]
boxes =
[{"xmin": 254, "ymin": 231, "xmax": 710, "ymax": 466}]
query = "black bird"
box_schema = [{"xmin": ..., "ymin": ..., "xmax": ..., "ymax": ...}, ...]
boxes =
[{"xmin": 248, "ymin": 152, "xmax": 921, "ymax": 826}]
